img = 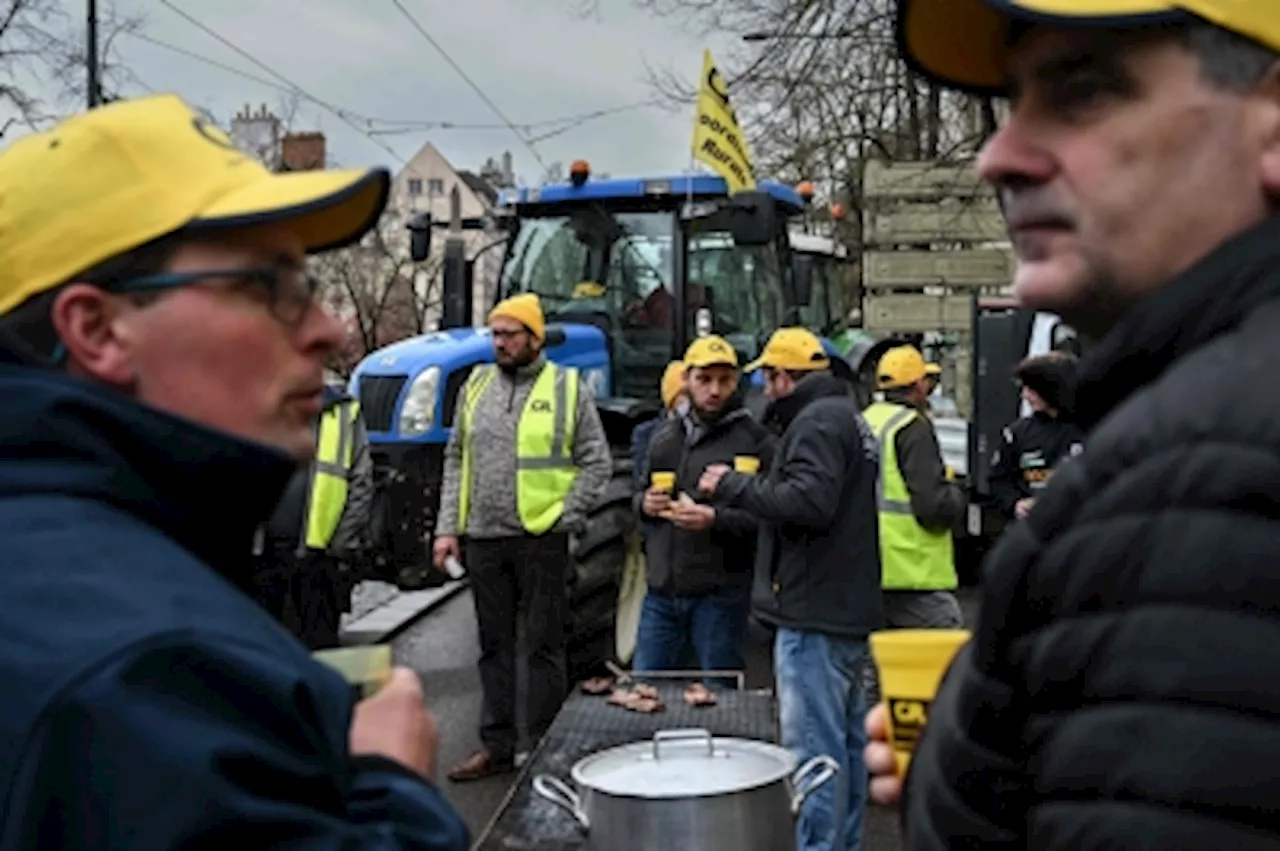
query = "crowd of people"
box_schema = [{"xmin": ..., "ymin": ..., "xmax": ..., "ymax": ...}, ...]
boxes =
[{"xmin": 3, "ymin": 0, "xmax": 1280, "ymax": 849}]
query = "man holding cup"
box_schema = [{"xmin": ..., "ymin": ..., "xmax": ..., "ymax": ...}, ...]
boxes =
[
  {"xmin": 632, "ymin": 336, "xmax": 774, "ymax": 684},
  {"xmin": 0, "ymin": 95, "xmax": 467, "ymax": 848},
  {"xmin": 864, "ymin": 1, "xmax": 1280, "ymax": 847},
  {"xmin": 699, "ymin": 327, "xmax": 883, "ymax": 851}
]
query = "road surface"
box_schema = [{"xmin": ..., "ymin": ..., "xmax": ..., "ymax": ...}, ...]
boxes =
[{"xmin": 393, "ymin": 588, "xmax": 981, "ymax": 848}]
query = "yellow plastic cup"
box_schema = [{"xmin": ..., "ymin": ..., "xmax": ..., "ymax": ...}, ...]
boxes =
[
  {"xmin": 650, "ymin": 471, "xmax": 676, "ymax": 493},
  {"xmin": 313, "ymin": 644, "xmax": 393, "ymax": 700},
  {"xmin": 733, "ymin": 455, "xmax": 760, "ymax": 474},
  {"xmin": 868, "ymin": 629, "xmax": 971, "ymax": 775}
]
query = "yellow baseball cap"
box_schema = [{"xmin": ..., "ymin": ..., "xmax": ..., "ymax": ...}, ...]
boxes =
[
  {"xmin": 896, "ymin": 0, "xmax": 1278, "ymax": 95},
  {"xmin": 659, "ymin": 360, "xmax": 687, "ymax": 409},
  {"xmin": 876, "ymin": 345, "xmax": 941, "ymax": 390},
  {"xmin": 683, "ymin": 335, "xmax": 739, "ymax": 369},
  {"xmin": 744, "ymin": 327, "xmax": 831, "ymax": 373},
  {"xmin": 0, "ymin": 93, "xmax": 390, "ymax": 316}
]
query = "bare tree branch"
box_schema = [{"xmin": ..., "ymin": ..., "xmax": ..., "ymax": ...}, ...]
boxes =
[
  {"xmin": 313, "ymin": 210, "xmax": 443, "ymax": 378},
  {"xmin": 0, "ymin": 0, "xmax": 146, "ymax": 136}
]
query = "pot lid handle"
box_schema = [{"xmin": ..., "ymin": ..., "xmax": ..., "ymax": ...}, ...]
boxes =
[{"xmin": 652, "ymin": 728, "xmax": 714, "ymax": 760}]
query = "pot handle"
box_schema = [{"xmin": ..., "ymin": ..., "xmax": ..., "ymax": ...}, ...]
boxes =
[
  {"xmin": 789, "ymin": 755, "xmax": 840, "ymax": 815},
  {"xmin": 652, "ymin": 728, "xmax": 715, "ymax": 759},
  {"xmin": 532, "ymin": 774, "xmax": 590, "ymax": 830}
]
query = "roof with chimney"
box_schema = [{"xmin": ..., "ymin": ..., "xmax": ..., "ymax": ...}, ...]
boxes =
[{"xmin": 457, "ymin": 170, "xmax": 497, "ymax": 205}]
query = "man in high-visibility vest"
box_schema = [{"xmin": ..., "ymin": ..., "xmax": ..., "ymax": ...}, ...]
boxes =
[
  {"xmin": 254, "ymin": 384, "xmax": 374, "ymax": 650},
  {"xmin": 432, "ymin": 293, "xmax": 612, "ymax": 782},
  {"xmin": 862, "ymin": 344, "xmax": 967, "ymax": 629}
]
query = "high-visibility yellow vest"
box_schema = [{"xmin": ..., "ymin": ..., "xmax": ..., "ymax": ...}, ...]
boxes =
[
  {"xmin": 862, "ymin": 400, "xmax": 956, "ymax": 591},
  {"xmin": 304, "ymin": 399, "xmax": 362, "ymax": 550},
  {"xmin": 457, "ymin": 362, "xmax": 580, "ymax": 535}
]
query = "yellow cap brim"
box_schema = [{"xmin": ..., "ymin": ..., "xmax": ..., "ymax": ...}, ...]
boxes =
[
  {"xmin": 926, "ymin": 363, "xmax": 942, "ymax": 375},
  {"xmin": 193, "ymin": 167, "xmax": 391, "ymax": 254},
  {"xmin": 744, "ymin": 356, "xmax": 830, "ymax": 373},
  {"xmin": 897, "ymin": 0, "xmax": 1188, "ymax": 95},
  {"xmin": 686, "ymin": 357, "xmax": 738, "ymax": 369}
]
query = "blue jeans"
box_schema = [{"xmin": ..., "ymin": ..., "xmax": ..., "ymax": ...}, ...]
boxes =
[
  {"xmin": 631, "ymin": 584, "xmax": 749, "ymax": 686},
  {"xmin": 775, "ymin": 628, "xmax": 869, "ymax": 851}
]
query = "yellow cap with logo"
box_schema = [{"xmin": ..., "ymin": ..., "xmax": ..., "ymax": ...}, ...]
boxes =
[
  {"xmin": 896, "ymin": 0, "xmax": 1280, "ymax": 95},
  {"xmin": 0, "ymin": 93, "xmax": 391, "ymax": 316},
  {"xmin": 684, "ymin": 335, "xmax": 739, "ymax": 369},
  {"xmin": 877, "ymin": 345, "xmax": 941, "ymax": 390},
  {"xmin": 744, "ymin": 327, "xmax": 831, "ymax": 373}
]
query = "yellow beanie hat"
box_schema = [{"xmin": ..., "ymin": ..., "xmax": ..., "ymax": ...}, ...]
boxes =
[
  {"xmin": 488, "ymin": 293, "xmax": 545, "ymax": 341},
  {"xmin": 659, "ymin": 360, "xmax": 687, "ymax": 410}
]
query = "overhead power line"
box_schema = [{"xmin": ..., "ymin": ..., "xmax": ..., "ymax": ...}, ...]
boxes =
[
  {"xmin": 523, "ymin": 99, "xmax": 666, "ymax": 144},
  {"xmin": 127, "ymin": 27, "xmax": 659, "ymax": 153},
  {"xmin": 157, "ymin": 0, "xmax": 409, "ymax": 167},
  {"xmin": 389, "ymin": 0, "xmax": 548, "ymax": 170},
  {"xmin": 127, "ymin": 32, "xmax": 298, "ymax": 98}
]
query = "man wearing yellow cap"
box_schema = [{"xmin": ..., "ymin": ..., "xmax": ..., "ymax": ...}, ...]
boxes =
[
  {"xmin": 862, "ymin": 1, "xmax": 1280, "ymax": 845},
  {"xmin": 630, "ymin": 360, "xmax": 689, "ymax": 501},
  {"xmin": 433, "ymin": 291, "xmax": 612, "ymax": 782},
  {"xmin": 699, "ymin": 327, "xmax": 882, "ymax": 851},
  {"xmin": 0, "ymin": 95, "xmax": 467, "ymax": 847},
  {"xmin": 863, "ymin": 345, "xmax": 966, "ymax": 632},
  {"xmin": 631, "ymin": 336, "xmax": 774, "ymax": 688}
]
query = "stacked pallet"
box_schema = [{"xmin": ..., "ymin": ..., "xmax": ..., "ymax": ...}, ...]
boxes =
[{"xmin": 860, "ymin": 160, "xmax": 1016, "ymax": 418}]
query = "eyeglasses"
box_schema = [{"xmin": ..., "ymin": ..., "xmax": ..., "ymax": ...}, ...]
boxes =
[
  {"xmin": 110, "ymin": 266, "xmax": 320, "ymax": 327},
  {"xmin": 491, "ymin": 327, "xmax": 528, "ymax": 342}
]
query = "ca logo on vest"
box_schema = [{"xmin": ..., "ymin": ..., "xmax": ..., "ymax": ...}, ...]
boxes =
[{"xmin": 531, "ymin": 399, "xmax": 552, "ymax": 413}]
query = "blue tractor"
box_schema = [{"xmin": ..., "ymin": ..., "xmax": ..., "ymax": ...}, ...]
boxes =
[{"xmin": 350, "ymin": 163, "xmax": 851, "ymax": 679}]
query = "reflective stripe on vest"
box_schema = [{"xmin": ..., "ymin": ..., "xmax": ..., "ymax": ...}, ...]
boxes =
[
  {"xmin": 457, "ymin": 362, "xmax": 580, "ymax": 535},
  {"xmin": 304, "ymin": 399, "xmax": 361, "ymax": 550},
  {"xmin": 862, "ymin": 400, "xmax": 957, "ymax": 591}
]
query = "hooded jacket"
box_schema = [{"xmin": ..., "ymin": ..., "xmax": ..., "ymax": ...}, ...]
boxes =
[
  {"xmin": 717, "ymin": 372, "xmax": 884, "ymax": 637},
  {"xmin": 0, "ymin": 340, "xmax": 468, "ymax": 850}
]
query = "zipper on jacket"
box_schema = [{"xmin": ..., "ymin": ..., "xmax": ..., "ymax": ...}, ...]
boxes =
[{"xmin": 664, "ymin": 415, "xmax": 727, "ymax": 594}]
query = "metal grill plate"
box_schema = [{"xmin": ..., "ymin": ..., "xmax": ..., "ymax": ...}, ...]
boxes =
[{"xmin": 475, "ymin": 684, "xmax": 779, "ymax": 851}]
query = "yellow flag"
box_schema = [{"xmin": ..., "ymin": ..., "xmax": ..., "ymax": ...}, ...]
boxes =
[{"xmin": 691, "ymin": 49, "xmax": 756, "ymax": 193}]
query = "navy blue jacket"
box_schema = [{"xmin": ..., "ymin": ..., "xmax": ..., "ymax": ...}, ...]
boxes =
[{"xmin": 0, "ymin": 337, "xmax": 469, "ymax": 849}]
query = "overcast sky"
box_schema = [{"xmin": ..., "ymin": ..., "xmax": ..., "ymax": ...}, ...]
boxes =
[{"xmin": 17, "ymin": 0, "xmax": 745, "ymax": 185}]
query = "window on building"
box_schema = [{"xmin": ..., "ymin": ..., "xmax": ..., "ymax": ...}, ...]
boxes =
[
  {"xmin": 428, "ymin": 178, "xmax": 445, "ymax": 195},
  {"xmin": 407, "ymin": 178, "xmax": 423, "ymax": 195}
]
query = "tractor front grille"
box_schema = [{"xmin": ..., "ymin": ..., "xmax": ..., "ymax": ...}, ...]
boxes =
[{"xmin": 358, "ymin": 375, "xmax": 408, "ymax": 432}]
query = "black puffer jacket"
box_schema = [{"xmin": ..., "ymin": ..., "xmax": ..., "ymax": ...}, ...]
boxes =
[{"xmin": 902, "ymin": 216, "xmax": 1280, "ymax": 849}]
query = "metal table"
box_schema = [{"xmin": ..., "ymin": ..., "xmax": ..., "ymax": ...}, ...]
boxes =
[{"xmin": 474, "ymin": 677, "xmax": 779, "ymax": 850}]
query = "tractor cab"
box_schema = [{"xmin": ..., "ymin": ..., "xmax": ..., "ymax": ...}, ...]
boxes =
[
  {"xmin": 788, "ymin": 231, "xmax": 853, "ymax": 346},
  {"xmin": 487, "ymin": 167, "xmax": 806, "ymax": 409}
]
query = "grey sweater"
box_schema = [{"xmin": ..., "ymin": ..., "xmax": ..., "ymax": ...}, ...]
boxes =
[{"xmin": 435, "ymin": 355, "xmax": 613, "ymax": 540}]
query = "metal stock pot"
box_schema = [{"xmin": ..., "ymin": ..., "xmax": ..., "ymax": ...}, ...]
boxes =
[{"xmin": 532, "ymin": 728, "xmax": 838, "ymax": 851}]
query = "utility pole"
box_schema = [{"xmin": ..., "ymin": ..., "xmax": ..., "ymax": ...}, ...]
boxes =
[{"xmin": 87, "ymin": 0, "xmax": 100, "ymax": 108}]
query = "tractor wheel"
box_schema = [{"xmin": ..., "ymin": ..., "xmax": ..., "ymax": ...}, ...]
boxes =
[{"xmin": 566, "ymin": 464, "xmax": 634, "ymax": 684}]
